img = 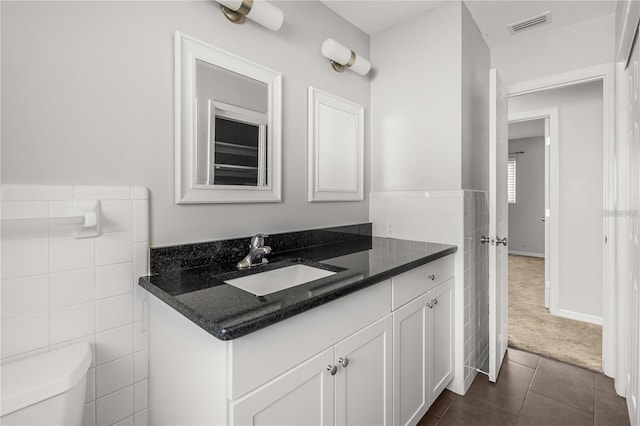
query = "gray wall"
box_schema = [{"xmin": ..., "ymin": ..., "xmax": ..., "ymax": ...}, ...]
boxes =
[
  {"xmin": 507, "ymin": 137, "xmax": 545, "ymax": 255},
  {"xmin": 1, "ymin": 1, "xmax": 370, "ymax": 247},
  {"xmin": 461, "ymin": 2, "xmax": 489, "ymax": 191}
]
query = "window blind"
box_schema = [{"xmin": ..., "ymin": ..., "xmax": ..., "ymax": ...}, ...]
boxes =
[{"xmin": 508, "ymin": 158, "xmax": 516, "ymax": 204}]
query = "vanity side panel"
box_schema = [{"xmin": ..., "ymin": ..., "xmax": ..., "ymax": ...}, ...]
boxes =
[
  {"xmin": 149, "ymin": 295, "xmax": 228, "ymax": 426},
  {"xmin": 230, "ymin": 281, "xmax": 392, "ymax": 400}
]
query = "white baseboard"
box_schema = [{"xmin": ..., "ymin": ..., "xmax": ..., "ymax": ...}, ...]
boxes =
[
  {"xmin": 508, "ymin": 250, "xmax": 544, "ymax": 258},
  {"xmin": 557, "ymin": 309, "xmax": 603, "ymax": 326}
]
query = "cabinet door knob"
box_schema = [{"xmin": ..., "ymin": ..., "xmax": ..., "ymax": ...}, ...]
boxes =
[
  {"xmin": 426, "ymin": 274, "xmax": 435, "ymax": 281},
  {"xmin": 327, "ymin": 364, "xmax": 337, "ymax": 375},
  {"xmin": 433, "ymin": 298, "xmax": 438, "ymax": 305},
  {"xmin": 339, "ymin": 357, "xmax": 349, "ymax": 368},
  {"xmin": 427, "ymin": 301, "xmax": 433, "ymax": 309}
]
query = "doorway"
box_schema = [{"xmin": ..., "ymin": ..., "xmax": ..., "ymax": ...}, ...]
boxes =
[{"xmin": 505, "ymin": 80, "xmax": 605, "ymax": 372}]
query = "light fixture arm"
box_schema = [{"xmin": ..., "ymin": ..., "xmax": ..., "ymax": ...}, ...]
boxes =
[
  {"xmin": 220, "ymin": 0, "xmax": 253, "ymax": 24},
  {"xmin": 216, "ymin": 0, "xmax": 283, "ymax": 31},
  {"xmin": 330, "ymin": 50, "xmax": 356, "ymax": 73}
]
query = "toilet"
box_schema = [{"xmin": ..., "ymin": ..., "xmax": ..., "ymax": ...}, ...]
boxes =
[{"xmin": 1, "ymin": 342, "xmax": 92, "ymax": 425}]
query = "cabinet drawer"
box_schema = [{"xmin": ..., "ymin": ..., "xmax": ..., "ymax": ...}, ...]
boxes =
[{"xmin": 392, "ymin": 255, "xmax": 453, "ymax": 310}]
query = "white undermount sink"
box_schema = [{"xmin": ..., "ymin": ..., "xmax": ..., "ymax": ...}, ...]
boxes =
[{"xmin": 225, "ymin": 264, "xmax": 337, "ymax": 296}]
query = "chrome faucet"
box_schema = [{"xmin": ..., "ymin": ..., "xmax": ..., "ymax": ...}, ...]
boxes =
[{"xmin": 236, "ymin": 234, "xmax": 272, "ymax": 270}]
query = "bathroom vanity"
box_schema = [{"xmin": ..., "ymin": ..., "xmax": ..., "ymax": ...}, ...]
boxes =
[{"xmin": 140, "ymin": 225, "xmax": 456, "ymax": 425}]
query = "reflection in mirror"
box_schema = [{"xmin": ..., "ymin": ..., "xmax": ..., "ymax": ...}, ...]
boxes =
[
  {"xmin": 195, "ymin": 60, "xmax": 268, "ymax": 187},
  {"xmin": 175, "ymin": 32, "xmax": 281, "ymax": 204}
]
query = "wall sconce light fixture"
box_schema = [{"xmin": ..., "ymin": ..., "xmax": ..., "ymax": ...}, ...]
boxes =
[
  {"xmin": 217, "ymin": 0, "xmax": 284, "ymax": 31},
  {"xmin": 321, "ymin": 38, "xmax": 371, "ymax": 76}
]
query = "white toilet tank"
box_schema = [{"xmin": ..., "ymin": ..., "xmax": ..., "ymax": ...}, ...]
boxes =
[{"xmin": 1, "ymin": 342, "xmax": 92, "ymax": 426}]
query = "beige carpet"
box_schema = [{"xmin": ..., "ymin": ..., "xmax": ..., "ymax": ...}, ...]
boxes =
[{"xmin": 508, "ymin": 254, "xmax": 603, "ymax": 372}]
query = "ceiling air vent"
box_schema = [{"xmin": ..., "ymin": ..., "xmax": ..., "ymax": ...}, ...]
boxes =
[{"xmin": 508, "ymin": 11, "xmax": 552, "ymax": 34}]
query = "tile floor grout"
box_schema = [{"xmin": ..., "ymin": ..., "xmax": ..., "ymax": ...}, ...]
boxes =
[{"xmin": 419, "ymin": 348, "xmax": 629, "ymax": 426}]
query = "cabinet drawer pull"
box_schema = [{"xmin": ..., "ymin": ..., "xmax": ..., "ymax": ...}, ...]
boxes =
[
  {"xmin": 327, "ymin": 364, "xmax": 338, "ymax": 375},
  {"xmin": 426, "ymin": 274, "xmax": 435, "ymax": 281},
  {"xmin": 339, "ymin": 357, "xmax": 349, "ymax": 368}
]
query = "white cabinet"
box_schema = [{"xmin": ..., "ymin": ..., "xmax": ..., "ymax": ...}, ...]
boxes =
[
  {"xmin": 392, "ymin": 279, "xmax": 454, "ymax": 426},
  {"xmin": 148, "ymin": 255, "xmax": 456, "ymax": 426},
  {"xmin": 335, "ymin": 315, "xmax": 393, "ymax": 426},
  {"xmin": 232, "ymin": 348, "xmax": 335, "ymax": 426},
  {"xmin": 428, "ymin": 279, "xmax": 454, "ymax": 399},
  {"xmin": 232, "ymin": 315, "xmax": 393, "ymax": 426}
]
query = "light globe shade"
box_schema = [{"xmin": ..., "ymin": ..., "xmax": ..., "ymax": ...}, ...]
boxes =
[{"xmin": 218, "ymin": 0, "xmax": 284, "ymax": 31}]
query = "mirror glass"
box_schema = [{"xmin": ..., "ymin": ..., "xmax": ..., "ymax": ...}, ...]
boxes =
[
  {"xmin": 195, "ymin": 60, "xmax": 268, "ymax": 187},
  {"xmin": 175, "ymin": 32, "xmax": 282, "ymax": 204}
]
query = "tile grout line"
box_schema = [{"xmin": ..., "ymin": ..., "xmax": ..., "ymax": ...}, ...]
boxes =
[
  {"xmin": 515, "ymin": 354, "xmax": 541, "ymax": 422},
  {"xmin": 593, "ymin": 374, "xmax": 598, "ymax": 426}
]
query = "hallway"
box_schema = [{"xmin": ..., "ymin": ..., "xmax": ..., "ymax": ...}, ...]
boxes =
[{"xmin": 508, "ymin": 255, "xmax": 602, "ymax": 371}]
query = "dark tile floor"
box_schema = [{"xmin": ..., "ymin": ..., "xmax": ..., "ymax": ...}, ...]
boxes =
[{"xmin": 419, "ymin": 348, "xmax": 630, "ymax": 426}]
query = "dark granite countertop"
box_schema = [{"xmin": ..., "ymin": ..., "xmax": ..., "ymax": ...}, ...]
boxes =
[{"xmin": 139, "ymin": 235, "xmax": 457, "ymax": 341}]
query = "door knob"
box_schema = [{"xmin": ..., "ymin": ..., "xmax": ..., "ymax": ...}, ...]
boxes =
[
  {"xmin": 541, "ymin": 217, "xmax": 546, "ymax": 222},
  {"xmin": 339, "ymin": 357, "xmax": 349, "ymax": 368},
  {"xmin": 327, "ymin": 364, "xmax": 337, "ymax": 375},
  {"xmin": 496, "ymin": 237, "xmax": 508, "ymax": 246},
  {"xmin": 480, "ymin": 236, "xmax": 493, "ymax": 244},
  {"xmin": 426, "ymin": 274, "xmax": 435, "ymax": 281}
]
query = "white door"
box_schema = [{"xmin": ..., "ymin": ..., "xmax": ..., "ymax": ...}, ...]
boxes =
[
  {"xmin": 335, "ymin": 315, "xmax": 392, "ymax": 426},
  {"xmin": 489, "ymin": 68, "xmax": 509, "ymax": 383},
  {"xmin": 627, "ymin": 33, "xmax": 640, "ymax": 426},
  {"xmin": 231, "ymin": 348, "xmax": 335, "ymax": 426},
  {"xmin": 544, "ymin": 117, "xmax": 551, "ymax": 308}
]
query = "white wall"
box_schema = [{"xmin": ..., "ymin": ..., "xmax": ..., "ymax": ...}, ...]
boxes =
[
  {"xmin": 491, "ymin": 14, "xmax": 615, "ymax": 86},
  {"xmin": 507, "ymin": 137, "xmax": 545, "ymax": 256},
  {"xmin": 369, "ymin": 1, "xmax": 490, "ymax": 394},
  {"xmin": 509, "ymin": 80, "xmax": 604, "ymax": 321},
  {"xmin": 1, "ymin": 184, "xmax": 150, "ymax": 426},
  {"xmin": 0, "ymin": 1, "xmax": 370, "ymax": 247},
  {"xmin": 461, "ymin": 3, "xmax": 490, "ymax": 191},
  {"xmin": 370, "ymin": 3, "xmax": 462, "ymax": 191}
]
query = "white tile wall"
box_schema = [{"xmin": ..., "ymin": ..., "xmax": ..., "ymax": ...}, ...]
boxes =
[
  {"xmin": 464, "ymin": 192, "xmax": 490, "ymax": 381},
  {"xmin": 0, "ymin": 185, "xmax": 150, "ymax": 426},
  {"xmin": 369, "ymin": 190, "xmax": 489, "ymax": 394}
]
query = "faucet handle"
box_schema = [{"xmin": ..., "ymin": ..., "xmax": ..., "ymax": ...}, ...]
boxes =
[{"xmin": 250, "ymin": 234, "xmax": 269, "ymax": 248}]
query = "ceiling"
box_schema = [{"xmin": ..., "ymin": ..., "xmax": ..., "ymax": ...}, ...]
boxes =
[
  {"xmin": 508, "ymin": 118, "xmax": 545, "ymax": 140},
  {"xmin": 321, "ymin": 0, "xmax": 617, "ymax": 46}
]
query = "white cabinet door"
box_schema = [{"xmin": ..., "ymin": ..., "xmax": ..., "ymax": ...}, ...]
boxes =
[
  {"xmin": 426, "ymin": 279, "xmax": 454, "ymax": 401},
  {"xmin": 335, "ymin": 315, "xmax": 392, "ymax": 426},
  {"xmin": 231, "ymin": 348, "xmax": 335, "ymax": 426},
  {"xmin": 393, "ymin": 278, "xmax": 455, "ymax": 426},
  {"xmin": 392, "ymin": 294, "xmax": 429, "ymax": 426}
]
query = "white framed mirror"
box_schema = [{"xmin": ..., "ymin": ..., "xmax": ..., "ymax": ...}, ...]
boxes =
[
  {"xmin": 175, "ymin": 32, "xmax": 282, "ymax": 204},
  {"xmin": 307, "ymin": 87, "xmax": 364, "ymax": 202}
]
